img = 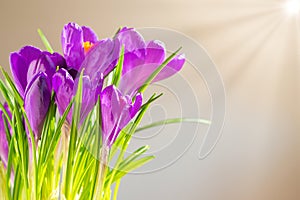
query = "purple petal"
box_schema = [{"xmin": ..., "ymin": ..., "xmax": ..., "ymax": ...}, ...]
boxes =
[
  {"xmin": 101, "ymin": 86, "xmax": 115, "ymax": 140},
  {"xmin": 117, "ymin": 28, "xmax": 147, "ymax": 75},
  {"xmin": 82, "ymin": 26, "xmax": 98, "ymax": 43},
  {"xmin": 18, "ymin": 46, "xmax": 42, "ymax": 64},
  {"xmin": 153, "ymin": 53, "xmax": 185, "ymax": 82},
  {"xmin": 45, "ymin": 52, "xmax": 67, "ymax": 69},
  {"xmin": 10, "ymin": 46, "xmax": 66, "ymax": 98},
  {"xmin": 121, "ymin": 40, "xmax": 165, "ymax": 84},
  {"xmin": 101, "ymin": 85, "xmax": 122, "ymax": 146},
  {"xmin": 117, "ymin": 27, "xmax": 146, "ymax": 55},
  {"xmin": 72, "ymin": 75, "xmax": 103, "ymax": 124},
  {"xmin": 101, "ymin": 85, "xmax": 142, "ymax": 147},
  {"xmin": 66, "ymin": 68, "xmax": 79, "ymax": 79},
  {"xmin": 119, "ymin": 63, "xmax": 159, "ymax": 96},
  {"xmin": 119, "ymin": 54, "xmax": 184, "ymax": 97},
  {"xmin": 24, "ymin": 72, "xmax": 51, "ymax": 139},
  {"xmin": 80, "ymin": 38, "xmax": 120, "ymax": 79},
  {"xmin": 52, "ymin": 69, "xmax": 74, "ymax": 123},
  {"xmin": 10, "ymin": 53, "xmax": 28, "ymax": 97},
  {"xmin": 118, "ymin": 40, "xmax": 166, "ymax": 94},
  {"xmin": 61, "ymin": 22, "xmax": 84, "ymax": 70},
  {"xmin": 145, "ymin": 40, "xmax": 166, "ymax": 64},
  {"xmin": 10, "ymin": 46, "xmax": 42, "ymax": 97},
  {"xmin": 118, "ymin": 38, "xmax": 184, "ymax": 97},
  {"xmin": 27, "ymin": 54, "xmax": 57, "ymax": 85},
  {"xmin": 129, "ymin": 93, "xmax": 142, "ymax": 118},
  {"xmin": 122, "ymin": 52, "xmax": 145, "ymax": 75},
  {"xmin": 78, "ymin": 76, "xmax": 97, "ymax": 122}
]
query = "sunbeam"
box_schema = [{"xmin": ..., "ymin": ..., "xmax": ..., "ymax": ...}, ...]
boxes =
[{"xmin": 284, "ymin": 0, "xmax": 300, "ymax": 15}]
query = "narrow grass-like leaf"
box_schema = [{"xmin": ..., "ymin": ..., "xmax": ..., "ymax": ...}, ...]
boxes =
[
  {"xmin": 136, "ymin": 118, "xmax": 211, "ymax": 132},
  {"xmin": 0, "ymin": 103, "xmax": 12, "ymax": 129},
  {"xmin": 105, "ymin": 93, "xmax": 158, "ymax": 190},
  {"xmin": 72, "ymin": 157, "xmax": 94, "ymax": 198},
  {"xmin": 39, "ymin": 97, "xmax": 56, "ymax": 164},
  {"xmin": 43, "ymin": 98, "xmax": 74, "ymax": 164},
  {"xmin": 112, "ymin": 179, "xmax": 121, "ymax": 200},
  {"xmin": 14, "ymin": 105, "xmax": 29, "ymax": 195},
  {"xmin": 65, "ymin": 70, "xmax": 84, "ymax": 198},
  {"xmin": 6, "ymin": 133, "xmax": 15, "ymax": 200},
  {"xmin": 0, "ymin": 80, "xmax": 14, "ymax": 110},
  {"xmin": 87, "ymin": 115, "xmax": 100, "ymax": 199},
  {"xmin": 0, "ymin": 66, "xmax": 23, "ymax": 106},
  {"xmin": 110, "ymin": 123, "xmax": 132, "ymax": 159},
  {"xmin": 117, "ymin": 145, "xmax": 149, "ymax": 170},
  {"xmin": 140, "ymin": 93, "xmax": 163, "ymax": 110},
  {"xmin": 21, "ymin": 107, "xmax": 38, "ymax": 199},
  {"xmin": 0, "ymin": 162, "xmax": 9, "ymax": 200},
  {"xmin": 37, "ymin": 29, "xmax": 54, "ymax": 53},
  {"xmin": 110, "ymin": 156, "xmax": 154, "ymax": 183},
  {"xmin": 12, "ymin": 165, "xmax": 21, "ymax": 200},
  {"xmin": 111, "ymin": 46, "xmax": 124, "ymax": 86}
]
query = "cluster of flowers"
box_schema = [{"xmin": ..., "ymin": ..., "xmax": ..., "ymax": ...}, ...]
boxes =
[{"xmin": 0, "ymin": 22, "xmax": 185, "ymax": 168}]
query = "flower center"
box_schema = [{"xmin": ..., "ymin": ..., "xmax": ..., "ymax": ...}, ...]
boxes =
[{"xmin": 83, "ymin": 41, "xmax": 94, "ymax": 53}]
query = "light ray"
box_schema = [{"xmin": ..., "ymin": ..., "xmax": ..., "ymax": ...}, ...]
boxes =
[{"xmin": 284, "ymin": 0, "xmax": 300, "ymax": 15}]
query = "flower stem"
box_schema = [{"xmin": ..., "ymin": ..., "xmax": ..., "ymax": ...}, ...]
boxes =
[
  {"xmin": 94, "ymin": 145, "xmax": 109, "ymax": 200},
  {"xmin": 113, "ymin": 179, "xmax": 121, "ymax": 200}
]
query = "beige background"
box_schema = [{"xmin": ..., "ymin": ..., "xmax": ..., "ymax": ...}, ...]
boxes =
[{"xmin": 0, "ymin": 0, "xmax": 299, "ymax": 199}]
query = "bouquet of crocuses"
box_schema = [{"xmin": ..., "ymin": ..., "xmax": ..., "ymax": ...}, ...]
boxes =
[{"xmin": 0, "ymin": 22, "xmax": 200, "ymax": 200}]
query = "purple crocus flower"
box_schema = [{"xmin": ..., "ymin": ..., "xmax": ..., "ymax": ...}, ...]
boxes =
[
  {"xmin": 24, "ymin": 72, "xmax": 51, "ymax": 140},
  {"xmin": 62, "ymin": 22, "xmax": 98, "ymax": 71},
  {"xmin": 76, "ymin": 75, "xmax": 103, "ymax": 122},
  {"xmin": 116, "ymin": 27, "xmax": 185, "ymax": 97},
  {"xmin": 0, "ymin": 103, "xmax": 11, "ymax": 167},
  {"xmin": 52, "ymin": 68, "xmax": 74, "ymax": 122},
  {"xmin": 53, "ymin": 23, "xmax": 121, "ymax": 123},
  {"xmin": 52, "ymin": 69, "xmax": 103, "ymax": 124},
  {"xmin": 10, "ymin": 46, "xmax": 66, "ymax": 98},
  {"xmin": 61, "ymin": 23, "xmax": 120, "ymax": 82},
  {"xmin": 10, "ymin": 46, "xmax": 64, "ymax": 138},
  {"xmin": 101, "ymin": 85, "xmax": 142, "ymax": 147}
]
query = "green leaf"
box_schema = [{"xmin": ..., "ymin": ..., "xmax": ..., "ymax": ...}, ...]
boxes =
[
  {"xmin": 21, "ymin": 107, "xmax": 38, "ymax": 199},
  {"xmin": 6, "ymin": 133, "xmax": 15, "ymax": 200},
  {"xmin": 105, "ymin": 93, "xmax": 159, "ymax": 190},
  {"xmin": 89, "ymin": 98, "xmax": 102, "ymax": 200},
  {"xmin": 111, "ymin": 46, "xmax": 124, "ymax": 86},
  {"xmin": 140, "ymin": 93, "xmax": 163, "ymax": 110},
  {"xmin": 0, "ymin": 80, "xmax": 14, "ymax": 110},
  {"xmin": 110, "ymin": 156, "xmax": 154, "ymax": 183},
  {"xmin": 110, "ymin": 123, "xmax": 133, "ymax": 158},
  {"xmin": 14, "ymin": 104, "xmax": 29, "ymax": 193},
  {"xmin": 0, "ymin": 161, "xmax": 9, "ymax": 200},
  {"xmin": 37, "ymin": 29, "xmax": 54, "ymax": 53},
  {"xmin": 2, "ymin": 113, "xmax": 11, "ymax": 151},
  {"xmin": 65, "ymin": 70, "xmax": 84, "ymax": 198},
  {"xmin": 72, "ymin": 157, "xmax": 94, "ymax": 198},
  {"xmin": 136, "ymin": 118, "xmax": 211, "ymax": 132},
  {"xmin": 117, "ymin": 145, "xmax": 149, "ymax": 171},
  {"xmin": 12, "ymin": 165, "xmax": 21, "ymax": 200},
  {"xmin": 0, "ymin": 102, "xmax": 12, "ymax": 128},
  {"xmin": 42, "ymin": 97, "xmax": 73, "ymax": 164},
  {"xmin": 39, "ymin": 97, "xmax": 56, "ymax": 163},
  {"xmin": 0, "ymin": 66, "xmax": 23, "ymax": 106}
]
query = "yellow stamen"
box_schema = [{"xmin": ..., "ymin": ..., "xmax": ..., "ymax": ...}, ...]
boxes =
[{"xmin": 83, "ymin": 41, "xmax": 94, "ymax": 53}]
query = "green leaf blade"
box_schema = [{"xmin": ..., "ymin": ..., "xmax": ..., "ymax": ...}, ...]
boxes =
[{"xmin": 37, "ymin": 29, "xmax": 54, "ymax": 53}]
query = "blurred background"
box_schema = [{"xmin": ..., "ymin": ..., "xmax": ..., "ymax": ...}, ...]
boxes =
[{"xmin": 0, "ymin": 0, "xmax": 299, "ymax": 199}]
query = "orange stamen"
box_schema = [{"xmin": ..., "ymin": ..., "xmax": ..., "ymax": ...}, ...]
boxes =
[{"xmin": 83, "ymin": 41, "xmax": 94, "ymax": 53}]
